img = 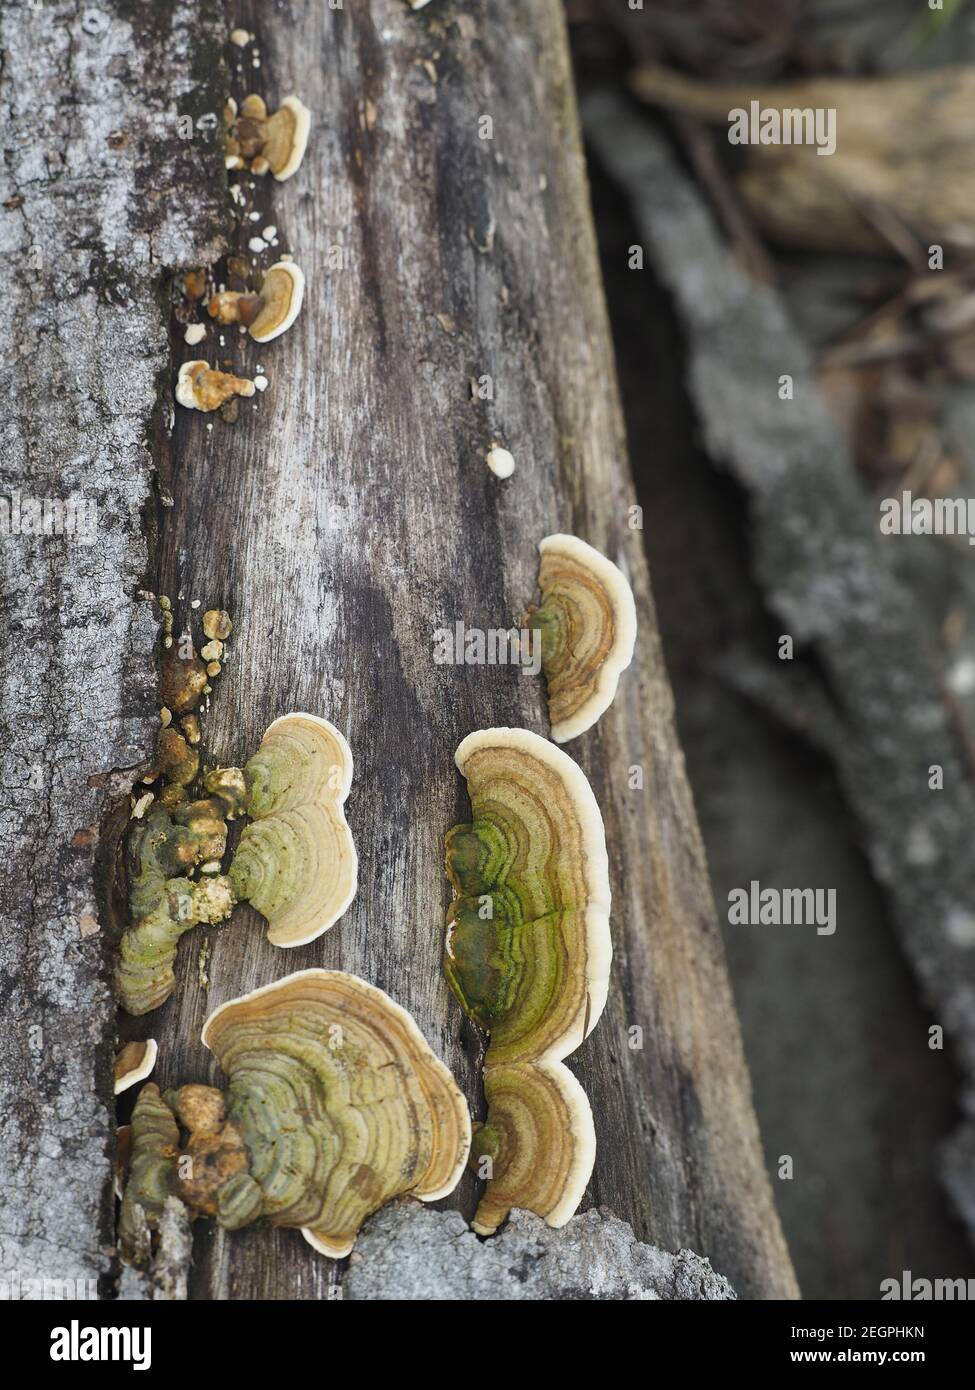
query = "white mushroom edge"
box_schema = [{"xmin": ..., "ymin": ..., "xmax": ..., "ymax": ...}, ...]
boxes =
[
  {"xmin": 252, "ymin": 712, "xmax": 358, "ymax": 948},
  {"xmin": 250, "ymin": 261, "xmax": 305, "ymax": 344},
  {"xmin": 454, "ymin": 726, "xmax": 612, "ymax": 1227},
  {"xmin": 539, "ymin": 533, "xmax": 638, "ymax": 744},
  {"xmin": 113, "ymin": 1038, "xmax": 158, "ymax": 1096}
]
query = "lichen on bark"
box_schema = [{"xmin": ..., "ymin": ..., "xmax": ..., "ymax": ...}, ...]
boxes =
[{"xmin": 0, "ymin": 0, "xmax": 228, "ymax": 1292}]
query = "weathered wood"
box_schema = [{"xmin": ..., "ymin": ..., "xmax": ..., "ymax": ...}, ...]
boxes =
[
  {"xmin": 146, "ymin": 0, "xmax": 794, "ymax": 1299},
  {"xmin": 2, "ymin": 0, "xmax": 796, "ymax": 1299},
  {"xmin": 0, "ymin": 0, "xmax": 227, "ymax": 1296}
]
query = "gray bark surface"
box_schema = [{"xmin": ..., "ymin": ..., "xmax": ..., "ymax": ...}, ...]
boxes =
[
  {"xmin": 583, "ymin": 90, "xmax": 975, "ymax": 1245},
  {"xmin": 344, "ymin": 1202, "xmax": 736, "ymax": 1301},
  {"xmin": 1, "ymin": 1, "xmax": 796, "ymax": 1299},
  {"xmin": 0, "ymin": 0, "xmax": 227, "ymax": 1296},
  {"xmin": 117, "ymin": 1199, "xmax": 193, "ymax": 1302}
]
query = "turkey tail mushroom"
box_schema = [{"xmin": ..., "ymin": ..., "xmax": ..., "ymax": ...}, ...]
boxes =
[
  {"xmin": 471, "ymin": 1060, "xmax": 596, "ymax": 1237},
  {"xmin": 117, "ymin": 1083, "xmax": 180, "ymax": 1266},
  {"xmin": 185, "ymin": 970, "xmax": 471, "ymax": 1256},
  {"xmin": 229, "ymin": 713, "xmax": 357, "ymax": 946},
  {"xmin": 528, "ymin": 534, "xmax": 636, "ymax": 744},
  {"xmin": 113, "ymin": 1039, "xmax": 158, "ymax": 1095},
  {"xmin": 445, "ymin": 727, "xmax": 612, "ymax": 1065},
  {"xmin": 444, "ymin": 728, "xmax": 612, "ymax": 1233},
  {"xmin": 116, "ymin": 805, "xmax": 236, "ymax": 1016}
]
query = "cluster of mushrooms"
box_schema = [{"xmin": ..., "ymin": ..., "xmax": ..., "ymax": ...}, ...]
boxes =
[
  {"xmin": 442, "ymin": 535, "xmax": 636, "ymax": 1232},
  {"xmin": 116, "ymin": 709, "xmax": 356, "ymax": 1017},
  {"xmin": 174, "ymin": 88, "xmax": 311, "ymax": 414},
  {"xmin": 116, "ymin": 535, "xmax": 635, "ymax": 1262},
  {"xmin": 118, "ymin": 972, "xmax": 469, "ymax": 1261},
  {"xmin": 117, "ymin": 22, "xmax": 640, "ymax": 1263}
]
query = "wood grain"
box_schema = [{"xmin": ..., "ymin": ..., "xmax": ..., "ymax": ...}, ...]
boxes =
[{"xmin": 145, "ymin": 0, "xmax": 796, "ymax": 1298}]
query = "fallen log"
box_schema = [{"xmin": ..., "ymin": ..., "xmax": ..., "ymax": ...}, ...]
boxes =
[{"xmin": 0, "ymin": 0, "xmax": 796, "ymax": 1300}]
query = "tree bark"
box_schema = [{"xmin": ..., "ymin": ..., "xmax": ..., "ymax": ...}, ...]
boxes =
[
  {"xmin": 1, "ymin": 0, "xmax": 797, "ymax": 1300},
  {"xmin": 0, "ymin": 0, "xmax": 226, "ymax": 1298}
]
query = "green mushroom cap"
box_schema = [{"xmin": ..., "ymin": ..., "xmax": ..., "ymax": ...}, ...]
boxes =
[
  {"xmin": 444, "ymin": 728, "xmax": 611, "ymax": 1236},
  {"xmin": 444, "ymin": 728, "xmax": 611, "ymax": 1066}
]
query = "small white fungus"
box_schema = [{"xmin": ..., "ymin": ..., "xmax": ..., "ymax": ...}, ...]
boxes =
[{"xmin": 486, "ymin": 445, "xmax": 515, "ymax": 479}]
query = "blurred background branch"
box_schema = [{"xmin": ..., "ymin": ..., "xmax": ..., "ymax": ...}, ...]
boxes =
[{"xmin": 569, "ymin": 0, "xmax": 975, "ymax": 1298}]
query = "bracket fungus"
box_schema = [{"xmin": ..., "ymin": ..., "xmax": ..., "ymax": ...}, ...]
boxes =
[
  {"xmin": 203, "ymin": 765, "xmax": 248, "ymax": 821},
  {"xmin": 527, "ymin": 534, "xmax": 637, "ymax": 743},
  {"xmin": 471, "ymin": 1060, "xmax": 596, "ymax": 1237},
  {"xmin": 117, "ymin": 1083, "xmax": 179, "ymax": 1265},
  {"xmin": 159, "ymin": 643, "xmax": 209, "ymax": 715},
  {"xmin": 226, "ymin": 93, "xmax": 311, "ymax": 181},
  {"xmin": 229, "ymin": 713, "xmax": 358, "ymax": 947},
  {"xmin": 114, "ymin": 1038, "xmax": 158, "ymax": 1095},
  {"xmin": 207, "ymin": 290, "xmax": 265, "ymax": 328},
  {"xmin": 116, "ymin": 688, "xmax": 357, "ymax": 1013},
  {"xmin": 249, "ymin": 262, "xmax": 305, "ymax": 343},
  {"xmin": 115, "ymin": 618, "xmax": 240, "ymax": 1013},
  {"xmin": 445, "ymin": 728, "xmax": 612, "ymax": 1064},
  {"xmin": 150, "ymin": 727, "xmax": 200, "ymax": 790},
  {"xmin": 207, "ymin": 266, "xmax": 304, "ymax": 343},
  {"xmin": 202, "ymin": 609, "xmax": 233, "ymax": 641},
  {"xmin": 444, "ymin": 727, "xmax": 612, "ymax": 1234},
  {"xmin": 140, "ymin": 971, "xmax": 471, "ymax": 1258},
  {"xmin": 165, "ymin": 1084, "xmax": 252, "ymax": 1219},
  {"xmin": 116, "ymin": 803, "xmax": 237, "ymax": 1016},
  {"xmin": 176, "ymin": 360, "xmax": 255, "ymax": 412}
]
